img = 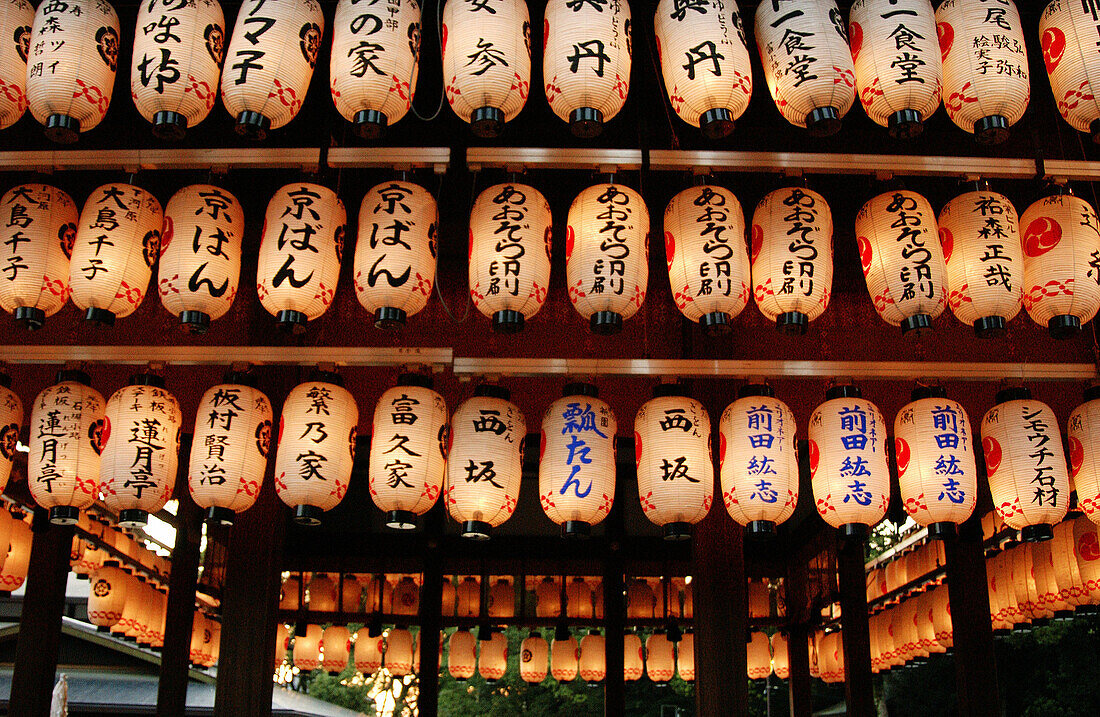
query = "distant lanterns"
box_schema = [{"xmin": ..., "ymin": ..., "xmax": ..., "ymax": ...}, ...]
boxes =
[
  {"xmin": 855, "ymin": 189, "xmax": 947, "ymax": 334},
  {"xmin": 634, "ymin": 386, "xmax": 713, "ymax": 540},
  {"xmin": 1019, "ymin": 189, "xmax": 1100, "ymax": 338},
  {"xmin": 678, "ymin": 632, "xmax": 695, "ymax": 681},
  {"xmin": 384, "ymin": 628, "xmax": 414, "ymax": 676},
  {"xmin": 535, "ymin": 576, "xmax": 561, "ymax": 617},
  {"xmin": 754, "ymin": 0, "xmax": 856, "ymax": 136},
  {"xmin": 936, "ymin": 184, "xmax": 1023, "ymax": 337},
  {"xmin": 0, "ymin": 0, "xmax": 32, "ymax": 130},
  {"xmin": 849, "ymin": 0, "xmax": 942, "ymax": 139},
  {"xmin": 293, "ymin": 624, "xmax": 322, "ymax": 671},
  {"xmin": 220, "ymin": 0, "xmax": 323, "ymax": 139},
  {"xmin": 542, "ymin": 0, "xmax": 631, "ymax": 137},
  {"xmin": 1070, "ymin": 386, "xmax": 1100, "ymax": 523},
  {"xmin": 936, "ymin": 0, "xmax": 1030, "ymax": 144},
  {"xmin": 26, "ymin": 0, "xmax": 119, "ymax": 143},
  {"xmin": 478, "ymin": 631, "xmax": 508, "ymax": 683},
  {"xmin": 566, "ymin": 183, "xmax": 649, "ymax": 334},
  {"xmin": 391, "ymin": 575, "xmax": 420, "ymax": 615},
  {"xmin": 456, "ymin": 575, "xmax": 480, "ymax": 618},
  {"xmin": 88, "ymin": 561, "xmax": 128, "ymax": 629},
  {"xmin": 158, "ymin": 185, "xmax": 244, "ymax": 333},
  {"xmin": 981, "ymin": 387, "xmax": 1070, "ymax": 541},
  {"xmin": 808, "ymin": 385, "xmax": 890, "ymax": 539},
  {"xmin": 771, "ymin": 632, "xmax": 789, "ymax": 679},
  {"xmin": 330, "ymin": 0, "xmax": 421, "ymax": 138},
  {"xmin": 550, "ymin": 635, "xmax": 579, "ymax": 681},
  {"xmin": 663, "ymin": 185, "xmax": 750, "ymax": 334},
  {"xmin": 100, "ymin": 375, "xmax": 182, "ymax": 527},
  {"xmin": 539, "ymin": 384, "xmax": 617, "ymax": 537},
  {"xmin": 519, "ymin": 633, "xmax": 549, "ymax": 683},
  {"xmin": 468, "ymin": 183, "xmax": 553, "ymax": 333},
  {"xmin": 257, "ymin": 183, "xmax": 346, "ymax": 332},
  {"xmin": 488, "ymin": 578, "xmax": 514, "ymax": 618},
  {"xmin": 274, "ymin": 374, "xmax": 358, "ymax": 525},
  {"xmin": 69, "ymin": 183, "xmax": 163, "ymax": 326},
  {"xmin": 623, "ymin": 632, "xmax": 643, "ymax": 681},
  {"xmin": 448, "ymin": 629, "xmax": 477, "ymax": 681},
  {"xmin": 646, "ymin": 632, "xmax": 675, "ymax": 684},
  {"xmin": 321, "ymin": 625, "xmax": 350, "ymax": 674},
  {"xmin": 653, "ymin": 0, "xmax": 752, "ymax": 139},
  {"xmin": 369, "ymin": 375, "xmax": 448, "ymax": 529},
  {"xmin": 0, "ymin": 514, "xmax": 29, "ymax": 592},
  {"xmin": 747, "ymin": 631, "xmax": 772, "ymax": 680},
  {"xmin": 353, "ymin": 180, "xmax": 438, "ymax": 329},
  {"xmin": 0, "ymin": 375, "xmax": 20, "ymax": 493},
  {"xmin": 354, "ymin": 628, "xmax": 384, "ymax": 675},
  {"xmin": 626, "ymin": 579, "xmax": 656, "ymax": 619},
  {"xmin": 578, "ymin": 631, "xmax": 605, "ymax": 684},
  {"xmin": 566, "ymin": 577, "xmax": 593, "ymax": 618},
  {"xmin": 720, "ymin": 384, "xmax": 798, "ymax": 538},
  {"xmin": 1040, "ymin": 1, "xmax": 1100, "ymax": 143}
]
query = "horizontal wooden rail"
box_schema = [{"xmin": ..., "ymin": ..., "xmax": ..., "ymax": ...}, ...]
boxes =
[
  {"xmin": 0, "ymin": 345, "xmax": 452, "ymax": 369},
  {"xmin": 327, "ymin": 147, "xmax": 451, "ymax": 174},
  {"xmin": 465, "ymin": 147, "xmax": 643, "ymax": 172},
  {"xmin": 0, "ymin": 148, "xmax": 322, "ymax": 173}
]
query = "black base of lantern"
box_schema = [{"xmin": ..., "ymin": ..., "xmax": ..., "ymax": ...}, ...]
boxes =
[
  {"xmin": 586, "ymin": 681, "xmax": 601, "ymax": 688},
  {"xmin": 484, "ymin": 678, "xmax": 498, "ymax": 685},
  {"xmin": 45, "ymin": 114, "xmax": 80, "ymax": 145},
  {"xmin": 96, "ymin": 626, "xmax": 110, "ymax": 633},
  {"xmin": 461, "ymin": 520, "xmax": 492, "ymax": 541},
  {"xmin": 471, "ymin": 106, "xmax": 504, "ymax": 138},
  {"xmin": 276, "ymin": 309, "xmax": 308, "ymax": 334},
  {"xmin": 15, "ymin": 306, "xmax": 45, "ymax": 330},
  {"xmin": 180, "ymin": 310, "xmax": 210, "ymax": 334},
  {"xmin": 492, "ymin": 309, "xmax": 524, "ymax": 333},
  {"xmin": 49, "ymin": 505, "xmax": 79, "ymax": 525},
  {"xmin": 205, "ymin": 506, "xmax": 236, "ymax": 527},
  {"xmin": 387, "ymin": 510, "xmax": 417, "ymax": 530},
  {"xmin": 928, "ymin": 521, "xmax": 956, "ymax": 540},
  {"xmin": 569, "ymin": 107, "xmax": 604, "ymax": 139},
  {"xmin": 841, "ymin": 523, "xmax": 868, "ymax": 542},
  {"xmin": 84, "ymin": 307, "xmax": 116, "ymax": 326},
  {"xmin": 375, "ymin": 306, "xmax": 407, "ymax": 330},
  {"xmin": 975, "ymin": 115, "xmax": 1009, "ymax": 145},
  {"xmin": 663, "ymin": 522, "xmax": 692, "ymax": 541},
  {"xmin": 747, "ymin": 520, "xmax": 777, "ymax": 540},
  {"xmin": 235, "ymin": 111, "xmax": 271, "ymax": 141},
  {"xmin": 152, "ymin": 110, "xmax": 188, "ymax": 141},
  {"xmin": 699, "ymin": 108, "xmax": 735, "ymax": 140},
  {"xmin": 973, "ymin": 315, "xmax": 1006, "ymax": 338},
  {"xmin": 354, "ymin": 110, "xmax": 387, "ymax": 140},
  {"xmin": 1048, "ymin": 314, "xmax": 1081, "ymax": 339},
  {"xmin": 590, "ymin": 311, "xmax": 622, "ymax": 335},
  {"xmin": 777, "ymin": 311, "xmax": 808, "ymax": 335},
  {"xmin": 123, "ymin": 635, "xmax": 136, "ymax": 642},
  {"xmin": 993, "ymin": 628, "xmax": 1012, "ymax": 637},
  {"xmin": 1033, "ymin": 618, "xmax": 1051, "ymax": 628},
  {"xmin": 294, "ymin": 505, "xmax": 322, "ymax": 526},
  {"xmin": 901, "ymin": 313, "xmax": 933, "ymax": 336},
  {"xmin": 826, "ymin": 384, "xmax": 861, "ymax": 400},
  {"xmin": 654, "ymin": 681, "xmax": 669, "ymax": 688},
  {"xmin": 1022, "ymin": 524, "xmax": 1054, "ymax": 543},
  {"xmin": 118, "ymin": 509, "xmax": 149, "ymax": 528},
  {"xmin": 561, "ymin": 520, "xmax": 590, "ymax": 538},
  {"xmin": 888, "ymin": 109, "xmax": 923, "ymax": 140},
  {"xmin": 700, "ymin": 311, "xmax": 731, "ymax": 336},
  {"xmin": 806, "ymin": 107, "xmax": 841, "ymax": 137},
  {"xmin": 1055, "ymin": 610, "xmax": 1074, "ymax": 620}
]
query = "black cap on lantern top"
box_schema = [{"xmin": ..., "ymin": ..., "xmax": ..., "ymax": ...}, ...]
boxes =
[
  {"xmin": 928, "ymin": 521, "xmax": 956, "ymax": 540},
  {"xmin": 1048, "ymin": 314, "xmax": 1082, "ymax": 339},
  {"xmin": 471, "ymin": 106, "xmax": 505, "ymax": 138},
  {"xmin": 901, "ymin": 313, "xmax": 933, "ymax": 336},
  {"xmin": 375, "ymin": 307, "xmax": 407, "ymax": 330},
  {"xmin": 563, "ymin": 382, "xmax": 598, "ymax": 398},
  {"xmin": 387, "ymin": 509, "xmax": 418, "ymax": 530},
  {"xmin": 475, "ymin": 383, "xmax": 510, "ymax": 400},
  {"xmin": 974, "ymin": 115, "xmax": 1010, "ymax": 145},
  {"xmin": 699, "ymin": 108, "xmax": 735, "ymax": 140},
  {"xmin": 841, "ymin": 522, "xmax": 868, "ymax": 542},
  {"xmin": 397, "ymin": 373, "xmax": 432, "ymax": 389},
  {"xmin": 590, "ymin": 311, "xmax": 623, "ymax": 335},
  {"xmin": 118, "ymin": 509, "xmax": 149, "ymax": 528},
  {"xmin": 223, "ymin": 370, "xmax": 258, "ymax": 388},
  {"xmin": 309, "ymin": 370, "xmax": 344, "ymax": 387},
  {"xmin": 973, "ymin": 315, "xmax": 1007, "ymax": 339},
  {"xmin": 805, "ymin": 107, "xmax": 841, "ymax": 137},
  {"xmin": 49, "ymin": 505, "xmax": 80, "ymax": 525},
  {"xmin": 663, "ymin": 522, "xmax": 692, "ymax": 541},
  {"xmin": 234, "ymin": 111, "xmax": 271, "ymax": 141},
  {"xmin": 55, "ymin": 369, "xmax": 90, "ymax": 386},
  {"xmin": 554, "ymin": 623, "xmax": 571, "ymax": 641},
  {"xmin": 700, "ymin": 311, "xmax": 732, "ymax": 336},
  {"xmin": 1022, "ymin": 524, "xmax": 1054, "ymax": 543},
  {"xmin": 747, "ymin": 520, "xmax": 777, "ymax": 540},
  {"xmin": 15, "ymin": 306, "xmax": 46, "ymax": 330},
  {"xmin": 205, "ymin": 506, "xmax": 236, "ymax": 527},
  {"xmin": 294, "ymin": 504, "xmax": 323, "ymax": 526},
  {"xmin": 84, "ymin": 307, "xmax": 116, "ymax": 326},
  {"xmin": 561, "ymin": 520, "xmax": 590, "ymax": 539},
  {"xmin": 275, "ymin": 310, "xmax": 308, "ymax": 334},
  {"xmin": 354, "ymin": 110, "xmax": 388, "ymax": 140},
  {"xmin": 492, "ymin": 309, "xmax": 525, "ymax": 333},
  {"xmin": 777, "ymin": 311, "xmax": 809, "ymax": 335},
  {"xmin": 1085, "ymin": 384, "xmax": 1100, "ymax": 403},
  {"xmin": 994, "ymin": 386, "xmax": 1031, "ymax": 405},
  {"xmin": 45, "ymin": 114, "xmax": 80, "ymax": 145},
  {"xmin": 910, "ymin": 384, "xmax": 947, "ymax": 402},
  {"xmin": 738, "ymin": 383, "xmax": 774, "ymax": 399},
  {"xmin": 0, "ymin": 373, "xmax": 9, "ymax": 389},
  {"xmin": 180, "ymin": 310, "xmax": 210, "ymax": 334},
  {"xmin": 888, "ymin": 109, "xmax": 923, "ymax": 140},
  {"xmin": 152, "ymin": 111, "xmax": 188, "ymax": 142},
  {"xmin": 129, "ymin": 372, "xmax": 165, "ymax": 388},
  {"xmin": 652, "ymin": 383, "xmax": 689, "ymax": 399},
  {"xmin": 461, "ymin": 520, "xmax": 492, "ymax": 541},
  {"xmin": 569, "ymin": 107, "xmax": 604, "ymax": 138},
  {"xmin": 825, "ymin": 383, "xmax": 861, "ymax": 400}
]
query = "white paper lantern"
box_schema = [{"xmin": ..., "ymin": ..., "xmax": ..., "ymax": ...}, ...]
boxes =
[
  {"xmin": 578, "ymin": 632, "xmax": 605, "ymax": 684},
  {"xmin": 220, "ymin": 0, "xmax": 323, "ymax": 138},
  {"xmin": 542, "ymin": 0, "xmax": 631, "ymax": 137},
  {"xmin": 936, "ymin": 0, "xmax": 1029, "ymax": 144},
  {"xmin": 565, "ymin": 577, "xmax": 592, "ymax": 618},
  {"xmin": 354, "ymin": 628, "xmax": 384, "ymax": 674},
  {"xmin": 308, "ymin": 573, "xmax": 338, "ymax": 611},
  {"xmin": 0, "ymin": 0, "xmax": 31, "ymax": 130},
  {"xmin": 534, "ymin": 576, "xmax": 561, "ymax": 617},
  {"xmin": 0, "ymin": 513, "xmax": 29, "ymax": 592},
  {"xmin": 677, "ymin": 631, "xmax": 695, "ymax": 681},
  {"xmin": 1070, "ymin": 386, "xmax": 1100, "ymax": 522},
  {"xmin": 0, "ymin": 376, "xmax": 19, "ymax": 495},
  {"xmin": 550, "ymin": 635, "xmax": 578, "ymax": 681},
  {"xmin": 293, "ymin": 623, "xmax": 322, "ymax": 671},
  {"xmin": 623, "ymin": 632, "xmax": 643, "ymax": 681},
  {"xmin": 646, "ymin": 632, "xmax": 675, "ymax": 684},
  {"xmin": 1040, "ymin": 1, "xmax": 1100, "ymax": 143},
  {"xmin": 468, "ymin": 182, "xmax": 552, "ymax": 332},
  {"xmin": 478, "ymin": 631, "xmax": 508, "ymax": 682},
  {"xmin": 448, "ymin": 629, "xmax": 477, "ymax": 680},
  {"xmin": 747, "ymin": 630, "xmax": 772, "ymax": 680},
  {"xmin": 391, "ymin": 575, "xmax": 420, "ymax": 616},
  {"xmin": 322, "ymin": 625, "xmax": 351, "ymax": 674},
  {"xmin": 566, "ymin": 183, "xmax": 649, "ymax": 334},
  {"xmin": 488, "ymin": 577, "xmax": 513, "ymax": 618},
  {"xmin": 69, "ymin": 183, "xmax": 163, "ymax": 325},
  {"xmin": 539, "ymin": 384, "xmax": 617, "ymax": 537},
  {"xmin": 456, "ymin": 575, "xmax": 480, "ymax": 618},
  {"xmin": 353, "ymin": 180, "xmax": 437, "ymax": 329},
  {"xmin": 626, "ymin": 579, "xmax": 656, "ymax": 620},
  {"xmin": 88, "ymin": 560, "xmax": 128, "ymax": 629},
  {"xmin": 855, "ymin": 189, "xmax": 947, "ymax": 334},
  {"xmin": 771, "ymin": 632, "xmax": 789, "ymax": 679},
  {"xmin": 385, "ymin": 627, "xmax": 414, "ymax": 676},
  {"xmin": 520, "ymin": 633, "xmax": 549, "ymax": 682}
]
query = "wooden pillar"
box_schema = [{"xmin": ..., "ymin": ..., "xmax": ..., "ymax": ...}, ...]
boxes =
[
  {"xmin": 417, "ymin": 506, "xmax": 444, "ymax": 717},
  {"xmin": 838, "ymin": 538, "xmax": 874, "ymax": 717},
  {"xmin": 785, "ymin": 563, "xmax": 813, "ymax": 717},
  {"xmin": 9, "ymin": 510, "xmax": 75, "ymax": 717},
  {"xmin": 603, "ymin": 556, "xmax": 625, "ymax": 717}
]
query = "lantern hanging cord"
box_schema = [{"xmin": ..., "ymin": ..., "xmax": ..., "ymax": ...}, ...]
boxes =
[
  {"xmin": 434, "ymin": 170, "xmax": 472, "ymax": 324},
  {"xmin": 409, "ymin": 0, "xmax": 447, "ymax": 123}
]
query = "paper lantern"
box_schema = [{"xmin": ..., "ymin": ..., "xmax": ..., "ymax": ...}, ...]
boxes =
[
  {"xmin": 1019, "ymin": 189, "xmax": 1100, "ymax": 338},
  {"xmin": 849, "ymin": 0, "xmax": 941, "ymax": 138},
  {"xmin": 385, "ymin": 627, "xmax": 414, "ymax": 676},
  {"xmin": 448, "ymin": 629, "xmax": 477, "ymax": 680},
  {"xmin": 1050, "ymin": 519, "xmax": 1087, "ymax": 610},
  {"xmin": 623, "ymin": 632, "xmax": 643, "ymax": 681},
  {"xmin": 204, "ymin": 616, "xmax": 219, "ymax": 664},
  {"xmin": 321, "ymin": 625, "xmax": 351, "ymax": 674},
  {"xmin": 653, "ymin": 0, "xmax": 752, "ymax": 138},
  {"xmin": 677, "ymin": 632, "xmax": 695, "ymax": 681},
  {"xmin": 69, "ymin": 183, "xmax": 163, "ymax": 325},
  {"xmin": 28, "ymin": 371, "xmax": 105, "ymax": 524},
  {"xmin": 468, "ymin": 182, "xmax": 552, "ymax": 332},
  {"xmin": 822, "ymin": 631, "xmax": 845, "ymax": 683},
  {"xmin": 1070, "ymin": 386, "xmax": 1100, "ymax": 522},
  {"xmin": 0, "ymin": 183, "xmax": 77, "ymax": 329},
  {"xmin": 274, "ymin": 623, "xmax": 290, "ymax": 667},
  {"xmin": 478, "ymin": 631, "xmax": 508, "ymax": 682},
  {"xmin": 392, "ymin": 576, "xmax": 420, "ymax": 616},
  {"xmin": 578, "ymin": 631, "xmax": 605, "ymax": 684},
  {"xmin": 747, "ymin": 579, "xmax": 770, "ymax": 619},
  {"xmin": 0, "ymin": 0, "xmax": 32, "ymax": 129},
  {"xmin": 808, "ymin": 385, "xmax": 890, "ymax": 539},
  {"xmin": 646, "ymin": 632, "xmax": 675, "ymax": 684},
  {"xmin": 936, "ymin": 185, "xmax": 1023, "ymax": 336},
  {"xmin": 550, "ymin": 635, "xmax": 578, "ymax": 681},
  {"xmin": 566, "ymin": 577, "xmax": 592, "ymax": 619},
  {"xmin": 220, "ymin": 0, "xmax": 322, "ymax": 138},
  {"xmin": 488, "ymin": 578, "xmax": 514, "ymax": 619},
  {"xmin": 257, "ymin": 183, "xmax": 346, "ymax": 332},
  {"xmin": 750, "ymin": 185, "xmax": 833, "ymax": 334},
  {"xmin": 330, "ymin": 0, "xmax": 420, "ymax": 138},
  {"xmin": 542, "ymin": 0, "xmax": 630, "ymax": 137},
  {"xmin": 1072, "ymin": 515, "xmax": 1100, "ymax": 605},
  {"xmin": 308, "ymin": 573, "xmax": 338, "ymax": 611},
  {"xmin": 369, "ymin": 376, "xmax": 448, "ymax": 529},
  {"xmin": 354, "ymin": 628, "xmax": 384, "ymax": 674},
  {"xmin": 274, "ymin": 375, "xmax": 358, "ymax": 524},
  {"xmin": 1033, "ymin": 537, "xmax": 1070, "ymax": 615},
  {"xmin": 293, "ymin": 624, "xmax": 322, "ymax": 671},
  {"xmin": 456, "ymin": 575, "xmax": 480, "ymax": 618},
  {"xmin": 445, "ymin": 385, "xmax": 524, "ymax": 540},
  {"xmin": 100, "ymin": 375, "xmax": 182, "ymax": 527},
  {"xmin": 982, "ymin": 387, "xmax": 1069, "ymax": 541},
  {"xmin": 771, "ymin": 632, "xmax": 789, "ymax": 679},
  {"xmin": 520, "ymin": 633, "xmax": 549, "ymax": 683},
  {"xmin": 534, "ymin": 576, "xmax": 561, "ymax": 618},
  {"xmin": 0, "ymin": 513, "xmax": 28, "ymax": 592},
  {"xmin": 441, "ymin": 577, "xmax": 456, "ymax": 616},
  {"xmin": 353, "ymin": 180, "xmax": 438, "ymax": 329},
  {"xmin": 720, "ymin": 384, "xmax": 798, "ymax": 537},
  {"xmin": 626, "ymin": 579, "xmax": 656, "ymax": 620},
  {"xmin": 747, "ymin": 631, "xmax": 772, "ymax": 680},
  {"xmin": 565, "ymin": 183, "xmax": 649, "ymax": 334},
  {"xmin": 26, "ymin": 0, "xmax": 118, "ymax": 142},
  {"xmin": 894, "ymin": 388, "xmax": 977, "ymax": 538},
  {"xmin": 855, "ymin": 189, "xmax": 948, "ymax": 334},
  {"xmin": 936, "ymin": 0, "xmax": 1029, "ymax": 143},
  {"xmin": 87, "ymin": 560, "xmax": 128, "ymax": 629},
  {"xmin": 0, "ymin": 376, "xmax": 19, "ymax": 495},
  {"xmin": 188, "ymin": 375, "xmax": 273, "ymax": 525},
  {"xmin": 1040, "ymin": 1, "xmax": 1100, "ymax": 142},
  {"xmin": 280, "ymin": 575, "xmax": 301, "ymax": 610}
]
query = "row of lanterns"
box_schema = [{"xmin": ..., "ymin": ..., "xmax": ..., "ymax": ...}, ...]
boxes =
[
  {"xmin": 280, "ymin": 624, "xmax": 418, "ymax": 677},
  {"xmin": 1, "ymin": 0, "xmax": 1095, "ymax": 146},
  {"xmin": 747, "ymin": 631, "xmax": 790, "ymax": 681}
]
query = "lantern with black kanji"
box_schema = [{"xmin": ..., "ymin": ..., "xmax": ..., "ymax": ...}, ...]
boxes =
[
  {"xmin": 1070, "ymin": 386, "xmax": 1100, "ymax": 522},
  {"xmin": 478, "ymin": 631, "xmax": 508, "ymax": 683},
  {"xmin": 623, "ymin": 632, "xmax": 643, "ymax": 681},
  {"xmin": 578, "ymin": 631, "xmax": 605, "ymax": 685},
  {"xmin": 448, "ymin": 629, "xmax": 477, "ymax": 681},
  {"xmin": 257, "ymin": 183, "xmax": 346, "ymax": 332},
  {"xmin": 354, "ymin": 180, "xmax": 438, "ymax": 329},
  {"xmin": 158, "ymin": 185, "xmax": 244, "ymax": 333},
  {"xmin": 1040, "ymin": 1, "xmax": 1100, "ymax": 143},
  {"xmin": 468, "ymin": 183, "xmax": 553, "ymax": 332},
  {"xmin": 855, "ymin": 189, "xmax": 947, "ymax": 334},
  {"xmin": 808, "ymin": 385, "xmax": 890, "ymax": 540},
  {"xmin": 87, "ymin": 560, "xmax": 128, "ymax": 629},
  {"xmin": 566, "ymin": 183, "xmax": 649, "ymax": 334},
  {"xmin": 720, "ymin": 384, "xmax": 798, "ymax": 538},
  {"xmin": 354, "ymin": 628, "xmax": 384, "ymax": 674},
  {"xmin": 69, "ymin": 183, "xmax": 163, "ymax": 326},
  {"xmin": 26, "ymin": 0, "xmax": 118, "ymax": 143},
  {"xmin": 369, "ymin": 375, "xmax": 448, "ymax": 529},
  {"xmin": 539, "ymin": 383, "xmax": 616, "ymax": 537},
  {"xmin": 0, "ymin": 375, "xmax": 19, "ymax": 494},
  {"xmin": 520, "ymin": 632, "xmax": 548, "ymax": 683},
  {"xmin": 550, "ymin": 635, "xmax": 578, "ymax": 682},
  {"xmin": 385, "ymin": 627, "xmax": 414, "ymax": 676},
  {"xmin": 0, "ymin": 0, "xmax": 32, "ymax": 130},
  {"xmin": 635, "ymin": 386, "xmax": 712, "ymax": 540},
  {"xmin": 981, "ymin": 387, "xmax": 1070, "ymax": 541},
  {"xmin": 293, "ymin": 623, "xmax": 322, "ymax": 671},
  {"xmin": 646, "ymin": 631, "xmax": 675, "ymax": 684},
  {"xmin": 936, "ymin": 0, "xmax": 1030, "ymax": 144}
]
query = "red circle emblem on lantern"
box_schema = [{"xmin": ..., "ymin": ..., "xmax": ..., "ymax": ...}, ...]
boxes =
[
  {"xmin": 750, "ymin": 223, "xmax": 763, "ymax": 265},
  {"xmin": 857, "ymin": 236, "xmax": 873, "ymax": 275},
  {"xmin": 808, "ymin": 439, "xmax": 820, "ymax": 478},
  {"xmin": 894, "ymin": 437, "xmax": 911, "ymax": 477},
  {"xmin": 938, "ymin": 226, "xmax": 954, "ymax": 263},
  {"xmin": 1078, "ymin": 530, "xmax": 1100, "ymax": 562},
  {"xmin": 849, "ymin": 21, "xmax": 863, "ymax": 62},
  {"xmin": 1042, "ymin": 27, "xmax": 1066, "ymax": 74},
  {"xmin": 1023, "ymin": 216, "xmax": 1062, "ymax": 257},
  {"xmin": 543, "ymin": 18, "xmax": 549, "ymax": 53},
  {"xmin": 566, "ymin": 225, "xmax": 575, "ymax": 262},
  {"xmin": 441, "ymin": 23, "xmax": 448, "ymax": 56},
  {"xmin": 937, "ymin": 22, "xmax": 954, "ymax": 62},
  {"xmin": 664, "ymin": 231, "xmax": 675, "ymax": 269},
  {"xmin": 982, "ymin": 436, "xmax": 1002, "ymax": 475},
  {"xmin": 1070, "ymin": 435, "xmax": 1084, "ymax": 478}
]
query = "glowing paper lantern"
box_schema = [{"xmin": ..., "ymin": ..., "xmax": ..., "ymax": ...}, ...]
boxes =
[
  {"xmin": 1040, "ymin": 1, "xmax": 1100, "ymax": 143},
  {"xmin": 322, "ymin": 625, "xmax": 351, "ymax": 674},
  {"xmin": 981, "ymin": 387, "xmax": 1069, "ymax": 541},
  {"xmin": 748, "ymin": 579, "xmax": 770, "ymax": 619},
  {"xmin": 26, "ymin": 0, "xmax": 118, "ymax": 143},
  {"xmin": 478, "ymin": 631, "xmax": 508, "ymax": 682},
  {"xmin": 626, "ymin": 579, "xmax": 656, "ymax": 620},
  {"xmin": 678, "ymin": 632, "xmax": 695, "ymax": 681},
  {"xmin": 87, "ymin": 560, "xmax": 128, "ymax": 629},
  {"xmin": 275, "ymin": 623, "xmax": 289, "ymax": 667},
  {"xmin": 70, "ymin": 183, "xmax": 163, "ymax": 325},
  {"xmin": 353, "ymin": 180, "xmax": 437, "ymax": 329},
  {"xmin": 468, "ymin": 182, "xmax": 553, "ymax": 332},
  {"xmin": 623, "ymin": 632, "xmax": 643, "ymax": 681},
  {"xmin": 340, "ymin": 574, "xmax": 361, "ymax": 612},
  {"xmin": 280, "ymin": 575, "xmax": 301, "ymax": 610},
  {"xmin": 663, "ymin": 185, "xmax": 749, "ymax": 333},
  {"xmin": 772, "ymin": 632, "xmax": 789, "ymax": 679},
  {"xmin": 747, "ymin": 631, "xmax": 772, "ymax": 680},
  {"xmin": 936, "ymin": 0, "xmax": 1029, "ymax": 144},
  {"xmin": 720, "ymin": 384, "xmax": 798, "ymax": 537},
  {"xmin": 354, "ymin": 628, "xmax": 384, "ymax": 674},
  {"xmin": 535, "ymin": 576, "xmax": 561, "ymax": 618},
  {"xmin": 456, "ymin": 575, "xmax": 480, "ymax": 618},
  {"xmin": 308, "ymin": 573, "xmax": 338, "ymax": 611},
  {"xmin": 188, "ymin": 375, "xmax": 273, "ymax": 525},
  {"xmin": 369, "ymin": 376, "xmax": 448, "ymax": 529},
  {"xmin": 0, "ymin": 0, "xmax": 32, "ymax": 129},
  {"xmin": 293, "ymin": 624, "xmax": 322, "ymax": 671},
  {"xmin": 930, "ymin": 585, "xmax": 953, "ymax": 649},
  {"xmin": 385, "ymin": 628, "xmax": 414, "ymax": 676},
  {"xmin": 441, "ymin": 577, "xmax": 456, "ymax": 616},
  {"xmin": 520, "ymin": 633, "xmax": 549, "ymax": 683},
  {"xmin": 1070, "ymin": 385, "xmax": 1100, "ymax": 521},
  {"xmin": 0, "ymin": 376, "xmax": 19, "ymax": 494},
  {"xmin": 550, "ymin": 635, "xmax": 578, "ymax": 681},
  {"xmin": 579, "ymin": 631, "xmax": 605, "ymax": 684},
  {"xmin": 392, "ymin": 576, "xmax": 420, "ymax": 616},
  {"xmin": 646, "ymin": 632, "xmax": 675, "ymax": 684},
  {"xmin": 0, "ymin": 514, "xmax": 28, "ymax": 592},
  {"xmin": 936, "ymin": 184, "xmax": 1022, "ymax": 336},
  {"xmin": 539, "ymin": 384, "xmax": 617, "ymax": 537},
  {"xmin": 448, "ymin": 629, "xmax": 477, "ymax": 680},
  {"xmin": 566, "ymin": 577, "xmax": 592, "ymax": 619},
  {"xmin": 257, "ymin": 183, "xmax": 346, "ymax": 332},
  {"xmin": 855, "ymin": 189, "xmax": 948, "ymax": 334}
]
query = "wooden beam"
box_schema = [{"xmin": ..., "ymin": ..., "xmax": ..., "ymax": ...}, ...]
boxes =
[
  {"xmin": 603, "ymin": 489, "xmax": 626, "ymax": 717},
  {"xmin": 0, "ymin": 345, "xmax": 452, "ymax": 369},
  {"xmin": 785, "ymin": 564, "xmax": 813, "ymax": 717},
  {"xmin": 838, "ymin": 539, "xmax": 875, "ymax": 717},
  {"xmin": 326, "ymin": 147, "xmax": 451, "ymax": 174},
  {"xmin": 0, "ymin": 148, "xmax": 321, "ymax": 173},
  {"xmin": 417, "ymin": 506, "xmax": 444, "ymax": 717}
]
